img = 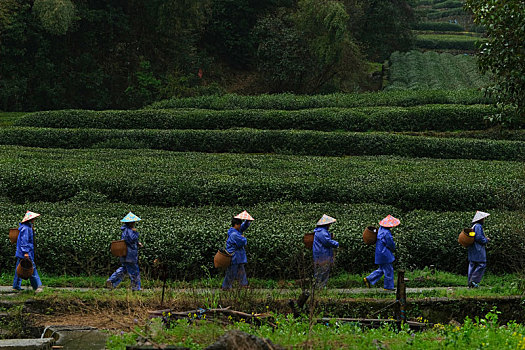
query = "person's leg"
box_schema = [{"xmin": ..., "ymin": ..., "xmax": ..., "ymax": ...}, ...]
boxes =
[
  {"xmin": 471, "ymin": 262, "xmax": 486, "ymax": 285},
  {"xmin": 237, "ymin": 264, "xmax": 248, "ymax": 287},
  {"xmin": 107, "ymin": 266, "xmax": 127, "ymax": 288},
  {"xmin": 126, "ymin": 263, "xmax": 141, "ymax": 291},
  {"xmin": 222, "ymin": 264, "xmax": 238, "ymax": 290},
  {"xmin": 382, "ymin": 263, "xmax": 395, "ymax": 290},
  {"xmin": 366, "ymin": 266, "xmax": 385, "ymax": 286},
  {"xmin": 29, "ymin": 260, "xmax": 42, "ymax": 290},
  {"xmin": 467, "ymin": 261, "xmax": 475, "ymax": 286},
  {"xmin": 314, "ymin": 262, "xmax": 330, "ymax": 289},
  {"xmin": 12, "ymin": 258, "xmax": 22, "ymax": 290}
]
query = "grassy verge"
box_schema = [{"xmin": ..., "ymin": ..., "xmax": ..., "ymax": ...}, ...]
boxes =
[{"xmin": 106, "ymin": 309, "xmax": 525, "ymax": 349}]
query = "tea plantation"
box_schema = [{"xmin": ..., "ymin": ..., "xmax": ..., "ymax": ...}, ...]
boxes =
[{"xmin": 0, "ymin": 89, "xmax": 523, "ymax": 279}]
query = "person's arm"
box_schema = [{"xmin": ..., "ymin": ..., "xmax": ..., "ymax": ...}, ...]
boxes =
[
  {"xmin": 474, "ymin": 224, "xmax": 488, "ymax": 245},
  {"xmin": 318, "ymin": 230, "xmax": 339, "ymax": 248},
  {"xmin": 18, "ymin": 226, "xmax": 32, "ymax": 256},
  {"xmin": 233, "ymin": 232, "xmax": 248, "ymax": 248},
  {"xmin": 123, "ymin": 228, "xmax": 139, "ymax": 245},
  {"xmin": 240, "ymin": 220, "xmax": 251, "ymax": 233},
  {"xmin": 384, "ymin": 233, "xmax": 396, "ymax": 252}
]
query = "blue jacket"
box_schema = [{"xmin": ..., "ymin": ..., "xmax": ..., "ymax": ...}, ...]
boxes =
[
  {"xmin": 226, "ymin": 221, "xmax": 251, "ymax": 264},
  {"xmin": 468, "ymin": 223, "xmax": 488, "ymax": 262},
  {"xmin": 313, "ymin": 227, "xmax": 339, "ymax": 263},
  {"xmin": 16, "ymin": 222, "xmax": 35, "ymax": 261},
  {"xmin": 120, "ymin": 225, "xmax": 140, "ymax": 263},
  {"xmin": 375, "ymin": 226, "xmax": 395, "ymax": 264}
]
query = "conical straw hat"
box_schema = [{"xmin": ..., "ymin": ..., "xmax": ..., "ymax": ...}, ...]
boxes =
[
  {"xmin": 472, "ymin": 211, "xmax": 490, "ymax": 223},
  {"xmin": 121, "ymin": 212, "xmax": 142, "ymax": 222},
  {"xmin": 21, "ymin": 211, "xmax": 40, "ymax": 223},
  {"xmin": 316, "ymin": 214, "xmax": 336, "ymax": 226},
  {"xmin": 234, "ymin": 210, "xmax": 254, "ymax": 221},
  {"xmin": 379, "ymin": 215, "xmax": 400, "ymax": 228}
]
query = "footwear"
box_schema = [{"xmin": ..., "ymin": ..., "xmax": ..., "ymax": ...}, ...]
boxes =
[
  {"xmin": 35, "ymin": 286, "xmax": 44, "ymax": 294},
  {"xmin": 105, "ymin": 280, "xmax": 114, "ymax": 290},
  {"xmin": 363, "ymin": 277, "xmax": 371, "ymax": 288},
  {"xmin": 383, "ymin": 288, "xmax": 395, "ymax": 292},
  {"xmin": 470, "ymin": 282, "xmax": 479, "ymax": 288},
  {"xmin": 11, "ymin": 288, "xmax": 21, "ymax": 292}
]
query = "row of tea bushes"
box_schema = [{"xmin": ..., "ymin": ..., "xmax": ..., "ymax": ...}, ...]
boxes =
[
  {"xmin": 17, "ymin": 104, "xmax": 497, "ymax": 132},
  {"xmin": 0, "ymin": 146, "xmax": 523, "ymax": 211},
  {"xmin": 0, "ymin": 200, "xmax": 523, "ymax": 278},
  {"xmin": 413, "ymin": 22, "xmax": 465, "ymax": 32},
  {"xmin": 415, "ymin": 34, "xmax": 484, "ymax": 51},
  {"xmin": 1, "ymin": 127, "xmax": 524, "ymax": 161},
  {"xmin": 147, "ymin": 90, "xmax": 487, "ymax": 110},
  {"xmin": 386, "ymin": 51, "xmax": 488, "ymax": 91},
  {"xmin": 401, "ymin": 130, "xmax": 525, "ymax": 142}
]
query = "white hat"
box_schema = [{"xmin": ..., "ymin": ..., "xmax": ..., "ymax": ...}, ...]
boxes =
[
  {"xmin": 316, "ymin": 214, "xmax": 336, "ymax": 226},
  {"xmin": 472, "ymin": 211, "xmax": 490, "ymax": 223},
  {"xmin": 21, "ymin": 211, "xmax": 40, "ymax": 223}
]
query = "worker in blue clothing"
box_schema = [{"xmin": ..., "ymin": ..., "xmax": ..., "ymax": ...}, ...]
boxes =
[
  {"xmin": 222, "ymin": 211, "xmax": 254, "ymax": 290},
  {"xmin": 468, "ymin": 211, "xmax": 490, "ymax": 288},
  {"xmin": 106, "ymin": 212, "xmax": 143, "ymax": 291},
  {"xmin": 13, "ymin": 211, "xmax": 44, "ymax": 293},
  {"xmin": 364, "ymin": 215, "xmax": 400, "ymax": 291},
  {"xmin": 313, "ymin": 214, "xmax": 339, "ymax": 289}
]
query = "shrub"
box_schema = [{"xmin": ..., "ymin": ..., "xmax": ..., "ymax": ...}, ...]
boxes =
[
  {"xmin": 16, "ymin": 104, "xmax": 498, "ymax": 132},
  {"xmin": 415, "ymin": 34, "xmax": 484, "ymax": 51},
  {"xmin": 432, "ymin": 0, "xmax": 464, "ymax": 9},
  {"xmin": 0, "ymin": 146, "xmax": 522, "ymax": 211},
  {"xmin": 413, "ymin": 22, "xmax": 465, "ymax": 32},
  {"xmin": 147, "ymin": 90, "xmax": 488, "ymax": 110},
  {"xmin": 0, "ymin": 127, "xmax": 524, "ymax": 161},
  {"xmin": 0, "ymin": 200, "xmax": 522, "ymax": 278}
]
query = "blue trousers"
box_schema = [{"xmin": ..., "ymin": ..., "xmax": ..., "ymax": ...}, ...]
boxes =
[
  {"xmin": 468, "ymin": 261, "xmax": 486, "ymax": 285},
  {"xmin": 314, "ymin": 261, "xmax": 331, "ymax": 289},
  {"xmin": 222, "ymin": 263, "xmax": 248, "ymax": 289},
  {"xmin": 108, "ymin": 262, "xmax": 141, "ymax": 291},
  {"xmin": 13, "ymin": 258, "xmax": 42, "ymax": 290},
  {"xmin": 366, "ymin": 263, "xmax": 394, "ymax": 290}
]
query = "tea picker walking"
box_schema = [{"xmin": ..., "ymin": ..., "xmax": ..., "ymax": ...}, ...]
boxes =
[
  {"xmin": 468, "ymin": 211, "xmax": 490, "ymax": 288},
  {"xmin": 221, "ymin": 211, "xmax": 254, "ymax": 290},
  {"xmin": 313, "ymin": 214, "xmax": 339, "ymax": 289},
  {"xmin": 106, "ymin": 212, "xmax": 143, "ymax": 291},
  {"xmin": 364, "ymin": 215, "xmax": 400, "ymax": 291},
  {"xmin": 13, "ymin": 211, "xmax": 44, "ymax": 293}
]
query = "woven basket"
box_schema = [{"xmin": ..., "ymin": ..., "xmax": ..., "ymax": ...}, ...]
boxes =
[
  {"xmin": 8, "ymin": 228, "xmax": 19, "ymax": 244},
  {"xmin": 303, "ymin": 232, "xmax": 314, "ymax": 249},
  {"xmin": 16, "ymin": 258, "xmax": 33, "ymax": 280},
  {"xmin": 458, "ymin": 228, "xmax": 475, "ymax": 247},
  {"xmin": 110, "ymin": 240, "xmax": 127, "ymax": 257},
  {"xmin": 214, "ymin": 250, "xmax": 232, "ymax": 268},
  {"xmin": 363, "ymin": 226, "xmax": 378, "ymax": 245}
]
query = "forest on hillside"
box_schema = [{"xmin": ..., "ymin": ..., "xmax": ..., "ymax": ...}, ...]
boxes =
[{"xmin": 0, "ymin": 0, "xmax": 416, "ymax": 111}]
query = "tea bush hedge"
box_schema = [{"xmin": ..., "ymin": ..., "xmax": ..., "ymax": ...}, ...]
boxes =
[
  {"xmin": 415, "ymin": 34, "xmax": 484, "ymax": 51},
  {"xmin": 386, "ymin": 51, "xmax": 488, "ymax": 91},
  {"xmin": 0, "ymin": 200, "xmax": 522, "ymax": 278},
  {"xmin": 413, "ymin": 22, "xmax": 465, "ymax": 32},
  {"xmin": 16, "ymin": 104, "xmax": 497, "ymax": 132},
  {"xmin": 0, "ymin": 146, "xmax": 523, "ymax": 211},
  {"xmin": 147, "ymin": 90, "xmax": 487, "ymax": 110},
  {"xmin": 0, "ymin": 127, "xmax": 524, "ymax": 161}
]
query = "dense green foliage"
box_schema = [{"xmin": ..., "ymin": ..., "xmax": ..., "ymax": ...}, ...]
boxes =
[
  {"xmin": 0, "ymin": 0, "xmax": 417, "ymax": 110},
  {"xmin": 432, "ymin": 0, "xmax": 463, "ymax": 9},
  {"xmin": 0, "ymin": 147, "xmax": 523, "ymax": 211},
  {"xmin": 415, "ymin": 34, "xmax": 483, "ymax": 51},
  {"xmin": 149, "ymin": 90, "xmax": 487, "ymax": 110},
  {"xmin": 17, "ymin": 104, "xmax": 497, "ymax": 132},
  {"xmin": 1, "ymin": 199, "xmax": 524, "ymax": 278},
  {"xmin": 108, "ymin": 310, "xmax": 525, "ymax": 349},
  {"xmin": 386, "ymin": 51, "xmax": 489, "ymax": 90},
  {"xmin": 465, "ymin": 0, "xmax": 525, "ymax": 124},
  {"xmin": 1, "ymin": 127, "xmax": 524, "ymax": 161},
  {"xmin": 413, "ymin": 22, "xmax": 464, "ymax": 32}
]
